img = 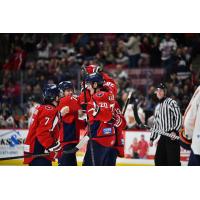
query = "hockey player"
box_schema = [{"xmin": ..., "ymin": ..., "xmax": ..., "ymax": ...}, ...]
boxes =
[
  {"xmin": 83, "ymin": 64, "xmax": 118, "ymax": 97},
  {"xmin": 58, "ymin": 81, "xmax": 85, "ymax": 166},
  {"xmin": 182, "ymin": 86, "xmax": 200, "ymax": 165},
  {"xmin": 81, "ymin": 73, "xmax": 116, "ymax": 166},
  {"xmin": 24, "ymin": 84, "xmax": 62, "ymax": 166},
  {"xmin": 83, "ymin": 65, "xmax": 126, "ymax": 165}
]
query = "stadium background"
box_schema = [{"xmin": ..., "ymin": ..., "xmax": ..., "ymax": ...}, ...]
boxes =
[{"xmin": 0, "ymin": 33, "xmax": 199, "ymax": 165}]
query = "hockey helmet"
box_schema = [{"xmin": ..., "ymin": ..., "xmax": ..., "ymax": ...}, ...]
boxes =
[
  {"xmin": 156, "ymin": 82, "xmax": 167, "ymax": 90},
  {"xmin": 58, "ymin": 81, "xmax": 74, "ymax": 92},
  {"xmin": 85, "ymin": 73, "xmax": 104, "ymax": 86},
  {"xmin": 43, "ymin": 84, "xmax": 59, "ymax": 102}
]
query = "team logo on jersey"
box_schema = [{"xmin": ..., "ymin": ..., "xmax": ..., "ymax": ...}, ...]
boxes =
[
  {"xmin": 96, "ymin": 92, "xmax": 103, "ymax": 97},
  {"xmin": 103, "ymin": 128, "xmax": 112, "ymax": 135},
  {"xmin": 45, "ymin": 105, "xmax": 53, "ymax": 110}
]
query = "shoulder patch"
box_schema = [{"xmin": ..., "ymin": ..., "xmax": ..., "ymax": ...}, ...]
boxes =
[
  {"xmin": 96, "ymin": 92, "xmax": 104, "ymax": 97},
  {"xmin": 108, "ymin": 94, "xmax": 114, "ymax": 101},
  {"xmin": 45, "ymin": 105, "xmax": 53, "ymax": 110}
]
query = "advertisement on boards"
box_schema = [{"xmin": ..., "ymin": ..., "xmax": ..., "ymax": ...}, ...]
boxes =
[{"xmin": 0, "ymin": 129, "xmax": 28, "ymax": 158}]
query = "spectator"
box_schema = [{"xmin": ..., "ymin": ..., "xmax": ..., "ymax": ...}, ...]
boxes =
[
  {"xmin": 4, "ymin": 110, "xmax": 16, "ymax": 128},
  {"xmin": 0, "ymin": 33, "xmax": 199, "ymax": 129},
  {"xmin": 173, "ymin": 47, "xmax": 192, "ymax": 81},
  {"xmin": 143, "ymin": 85, "xmax": 156, "ymax": 123},
  {"xmin": 150, "ymin": 35, "xmax": 161, "ymax": 67},
  {"xmin": 36, "ymin": 37, "xmax": 52, "ymax": 59},
  {"xmin": 115, "ymin": 51, "xmax": 129, "ymax": 66},
  {"xmin": 120, "ymin": 34, "xmax": 141, "ymax": 68},
  {"xmin": 115, "ymin": 64, "xmax": 128, "ymax": 79},
  {"xmin": 138, "ymin": 134, "xmax": 149, "ymax": 159},
  {"xmin": 129, "ymin": 138, "xmax": 139, "ymax": 159},
  {"xmin": 159, "ymin": 33, "xmax": 177, "ymax": 75},
  {"xmin": 85, "ymin": 39, "xmax": 99, "ymax": 59},
  {"xmin": 138, "ymin": 35, "xmax": 152, "ymax": 68}
]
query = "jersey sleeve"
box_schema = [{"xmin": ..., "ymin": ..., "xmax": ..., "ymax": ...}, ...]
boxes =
[
  {"xmin": 113, "ymin": 101, "xmax": 127, "ymax": 131},
  {"xmin": 103, "ymin": 81, "xmax": 118, "ymax": 98},
  {"xmin": 69, "ymin": 95, "xmax": 81, "ymax": 112},
  {"xmin": 101, "ymin": 72, "xmax": 118, "ymax": 97},
  {"xmin": 169, "ymin": 100, "xmax": 182, "ymax": 132},
  {"xmin": 59, "ymin": 96, "xmax": 81, "ymax": 114},
  {"xmin": 150, "ymin": 114, "xmax": 159, "ymax": 141},
  {"xmin": 101, "ymin": 72, "xmax": 116, "ymax": 84},
  {"xmin": 58, "ymin": 98, "xmax": 68, "ymax": 111}
]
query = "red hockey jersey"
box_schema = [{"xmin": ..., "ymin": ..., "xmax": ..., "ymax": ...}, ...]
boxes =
[
  {"xmin": 23, "ymin": 104, "xmax": 60, "ymax": 164},
  {"xmin": 58, "ymin": 95, "xmax": 85, "ymax": 146},
  {"xmin": 86, "ymin": 91, "xmax": 116, "ymax": 147}
]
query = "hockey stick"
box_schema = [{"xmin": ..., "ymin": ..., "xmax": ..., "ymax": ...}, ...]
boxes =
[
  {"xmin": 0, "ymin": 136, "xmax": 90, "ymax": 161},
  {"xmin": 132, "ymin": 100, "xmax": 180, "ymax": 140},
  {"xmin": 81, "ymin": 66, "xmax": 95, "ymax": 166},
  {"xmin": 122, "ymin": 90, "xmax": 133, "ymax": 115}
]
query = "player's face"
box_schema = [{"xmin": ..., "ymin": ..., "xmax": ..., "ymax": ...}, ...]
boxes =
[
  {"xmin": 64, "ymin": 89, "xmax": 73, "ymax": 96},
  {"xmin": 155, "ymin": 88, "xmax": 165, "ymax": 99},
  {"xmin": 86, "ymin": 82, "xmax": 95, "ymax": 95}
]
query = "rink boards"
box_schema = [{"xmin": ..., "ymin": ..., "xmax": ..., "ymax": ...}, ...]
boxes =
[{"xmin": 0, "ymin": 129, "xmax": 190, "ymax": 166}]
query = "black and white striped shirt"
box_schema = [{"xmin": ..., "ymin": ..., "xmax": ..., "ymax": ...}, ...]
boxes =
[{"xmin": 150, "ymin": 97, "xmax": 182, "ymax": 141}]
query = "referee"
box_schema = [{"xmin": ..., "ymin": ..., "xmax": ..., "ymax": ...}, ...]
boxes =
[{"xmin": 150, "ymin": 83, "xmax": 182, "ymax": 166}]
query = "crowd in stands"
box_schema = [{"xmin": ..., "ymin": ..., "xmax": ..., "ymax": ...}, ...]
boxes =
[{"xmin": 0, "ymin": 33, "xmax": 200, "ymax": 129}]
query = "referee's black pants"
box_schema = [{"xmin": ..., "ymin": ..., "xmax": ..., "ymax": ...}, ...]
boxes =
[{"xmin": 155, "ymin": 136, "xmax": 181, "ymax": 166}]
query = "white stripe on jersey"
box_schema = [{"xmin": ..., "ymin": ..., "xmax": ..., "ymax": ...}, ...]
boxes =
[{"xmin": 49, "ymin": 115, "xmax": 59, "ymax": 131}]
